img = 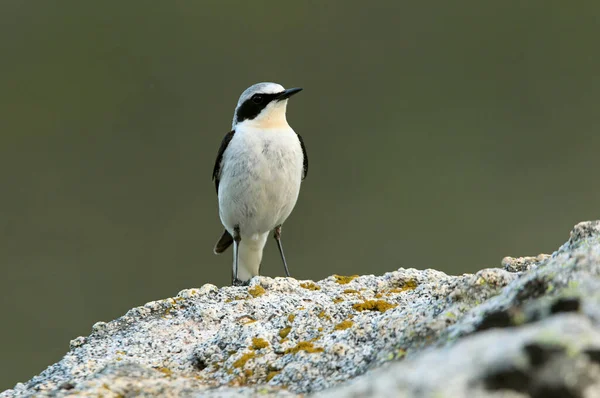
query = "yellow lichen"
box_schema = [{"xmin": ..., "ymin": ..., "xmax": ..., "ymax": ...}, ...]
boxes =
[
  {"xmin": 334, "ymin": 274, "xmax": 359, "ymax": 284},
  {"xmin": 279, "ymin": 326, "xmax": 292, "ymax": 339},
  {"xmin": 375, "ymin": 289, "xmax": 398, "ymax": 298},
  {"xmin": 332, "ymin": 297, "xmax": 344, "ymax": 304},
  {"xmin": 233, "ymin": 351, "xmax": 256, "ymax": 368},
  {"xmin": 387, "ymin": 348, "xmax": 407, "ymax": 360},
  {"xmin": 384, "ymin": 281, "xmax": 418, "ymax": 295},
  {"xmin": 266, "ymin": 370, "xmax": 280, "ymax": 382},
  {"xmin": 343, "ymin": 289, "xmax": 359, "ymax": 294},
  {"xmin": 248, "ymin": 285, "xmax": 266, "ymax": 297},
  {"xmin": 287, "ymin": 314, "xmax": 296, "ymax": 323},
  {"xmin": 334, "ymin": 320, "xmax": 354, "ymax": 330},
  {"xmin": 353, "ymin": 300, "xmax": 397, "ymax": 313},
  {"xmin": 300, "ymin": 282, "xmax": 321, "ymax": 290},
  {"xmin": 237, "ymin": 315, "xmax": 257, "ymax": 324},
  {"xmin": 251, "ymin": 337, "xmax": 269, "ymax": 350},
  {"xmin": 376, "ymin": 281, "xmax": 418, "ymax": 298},
  {"xmin": 285, "ymin": 341, "xmax": 324, "ymax": 354},
  {"xmin": 157, "ymin": 367, "xmax": 173, "ymax": 376},
  {"xmin": 398, "ymin": 279, "xmax": 418, "ymax": 291}
]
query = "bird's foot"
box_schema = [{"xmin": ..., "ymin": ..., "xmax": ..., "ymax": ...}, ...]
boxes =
[{"xmin": 231, "ymin": 278, "xmax": 250, "ymax": 287}]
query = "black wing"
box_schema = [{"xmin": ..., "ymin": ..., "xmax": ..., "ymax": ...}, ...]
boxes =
[
  {"xmin": 297, "ymin": 133, "xmax": 308, "ymax": 179},
  {"xmin": 212, "ymin": 130, "xmax": 236, "ymax": 194}
]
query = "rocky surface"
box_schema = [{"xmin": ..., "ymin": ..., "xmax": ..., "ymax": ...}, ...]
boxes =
[{"xmin": 2, "ymin": 221, "xmax": 600, "ymax": 397}]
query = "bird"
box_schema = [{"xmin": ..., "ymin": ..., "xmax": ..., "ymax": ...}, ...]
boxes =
[{"xmin": 212, "ymin": 82, "xmax": 308, "ymax": 286}]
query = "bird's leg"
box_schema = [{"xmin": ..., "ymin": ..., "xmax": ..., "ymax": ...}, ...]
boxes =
[
  {"xmin": 274, "ymin": 225, "xmax": 291, "ymax": 277},
  {"xmin": 232, "ymin": 225, "xmax": 242, "ymax": 286}
]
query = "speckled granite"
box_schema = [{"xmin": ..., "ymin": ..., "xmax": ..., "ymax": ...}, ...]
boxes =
[{"xmin": 3, "ymin": 221, "xmax": 600, "ymax": 398}]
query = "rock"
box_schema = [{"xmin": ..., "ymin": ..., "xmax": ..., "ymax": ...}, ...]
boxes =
[
  {"xmin": 501, "ymin": 253, "xmax": 550, "ymax": 273},
  {"xmin": 2, "ymin": 221, "xmax": 600, "ymax": 398},
  {"xmin": 317, "ymin": 314, "xmax": 600, "ymax": 398}
]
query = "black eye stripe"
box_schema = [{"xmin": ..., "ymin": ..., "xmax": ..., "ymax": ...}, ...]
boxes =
[{"xmin": 236, "ymin": 92, "xmax": 282, "ymax": 123}]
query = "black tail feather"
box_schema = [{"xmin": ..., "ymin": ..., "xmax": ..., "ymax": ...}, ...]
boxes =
[{"xmin": 213, "ymin": 230, "xmax": 233, "ymax": 254}]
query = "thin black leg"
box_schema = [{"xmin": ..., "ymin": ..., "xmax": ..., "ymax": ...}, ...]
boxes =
[
  {"xmin": 274, "ymin": 225, "xmax": 291, "ymax": 277},
  {"xmin": 232, "ymin": 225, "xmax": 241, "ymax": 285}
]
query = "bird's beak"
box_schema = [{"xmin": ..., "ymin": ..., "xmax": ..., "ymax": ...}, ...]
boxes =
[{"xmin": 276, "ymin": 87, "xmax": 303, "ymax": 100}]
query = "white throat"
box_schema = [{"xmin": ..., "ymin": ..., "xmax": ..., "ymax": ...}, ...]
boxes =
[{"xmin": 236, "ymin": 100, "xmax": 290, "ymax": 130}]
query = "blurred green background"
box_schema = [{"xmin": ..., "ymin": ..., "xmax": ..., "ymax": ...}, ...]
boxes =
[{"xmin": 1, "ymin": 0, "xmax": 599, "ymax": 390}]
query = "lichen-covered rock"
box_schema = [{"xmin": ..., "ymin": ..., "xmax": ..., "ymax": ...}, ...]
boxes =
[
  {"xmin": 2, "ymin": 221, "xmax": 600, "ymax": 398},
  {"xmin": 319, "ymin": 220, "xmax": 600, "ymax": 398},
  {"xmin": 317, "ymin": 314, "xmax": 600, "ymax": 398}
]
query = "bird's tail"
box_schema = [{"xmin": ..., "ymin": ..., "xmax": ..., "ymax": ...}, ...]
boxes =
[
  {"xmin": 213, "ymin": 230, "xmax": 233, "ymax": 254},
  {"xmin": 234, "ymin": 233, "xmax": 268, "ymax": 283}
]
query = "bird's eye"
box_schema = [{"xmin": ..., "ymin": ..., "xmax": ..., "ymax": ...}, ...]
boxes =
[{"xmin": 252, "ymin": 95, "xmax": 263, "ymax": 104}]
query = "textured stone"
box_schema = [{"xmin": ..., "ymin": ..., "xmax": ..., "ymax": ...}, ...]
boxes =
[{"xmin": 3, "ymin": 221, "xmax": 600, "ymax": 397}]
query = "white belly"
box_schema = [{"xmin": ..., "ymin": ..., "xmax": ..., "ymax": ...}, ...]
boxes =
[{"xmin": 218, "ymin": 126, "xmax": 304, "ymax": 238}]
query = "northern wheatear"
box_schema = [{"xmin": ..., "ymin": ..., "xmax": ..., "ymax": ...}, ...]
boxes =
[{"xmin": 212, "ymin": 82, "xmax": 307, "ymax": 285}]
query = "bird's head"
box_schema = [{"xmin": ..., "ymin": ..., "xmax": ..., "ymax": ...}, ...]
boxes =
[{"xmin": 232, "ymin": 82, "xmax": 302, "ymax": 130}]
